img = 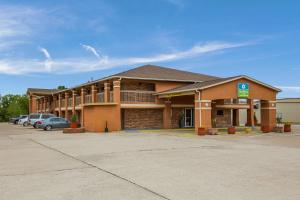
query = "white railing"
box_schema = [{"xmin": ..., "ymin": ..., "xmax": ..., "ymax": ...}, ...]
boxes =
[
  {"xmin": 68, "ymin": 98, "xmax": 72, "ymax": 107},
  {"xmin": 96, "ymin": 93, "xmax": 104, "ymax": 102},
  {"xmin": 75, "ymin": 96, "xmax": 81, "ymax": 106},
  {"xmin": 121, "ymin": 90, "xmax": 155, "ymax": 103},
  {"xmin": 85, "ymin": 95, "xmax": 92, "ymax": 104},
  {"xmin": 109, "ymin": 91, "xmax": 114, "ymax": 102}
]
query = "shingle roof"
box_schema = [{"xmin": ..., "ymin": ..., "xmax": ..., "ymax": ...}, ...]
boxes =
[
  {"xmin": 27, "ymin": 88, "xmax": 59, "ymax": 95},
  {"xmin": 113, "ymin": 65, "xmax": 219, "ymax": 82},
  {"xmin": 157, "ymin": 75, "xmax": 281, "ymax": 94}
]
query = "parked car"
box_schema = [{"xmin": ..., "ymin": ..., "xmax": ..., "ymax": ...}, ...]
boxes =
[
  {"xmin": 9, "ymin": 115, "xmax": 28, "ymax": 124},
  {"xmin": 28, "ymin": 113, "xmax": 56, "ymax": 128},
  {"xmin": 37, "ymin": 117, "xmax": 70, "ymax": 131},
  {"xmin": 18, "ymin": 116, "xmax": 29, "ymax": 126}
]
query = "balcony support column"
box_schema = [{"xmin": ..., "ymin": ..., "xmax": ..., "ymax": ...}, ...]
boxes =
[
  {"xmin": 80, "ymin": 88, "xmax": 86, "ymax": 127},
  {"xmin": 65, "ymin": 92, "xmax": 69, "ymax": 120},
  {"xmin": 91, "ymin": 85, "xmax": 97, "ymax": 103},
  {"xmin": 104, "ymin": 83, "xmax": 110, "ymax": 103},
  {"xmin": 113, "ymin": 81, "xmax": 120, "ymax": 104},
  {"xmin": 72, "ymin": 90, "xmax": 76, "ymax": 115},
  {"xmin": 58, "ymin": 94, "xmax": 62, "ymax": 117}
]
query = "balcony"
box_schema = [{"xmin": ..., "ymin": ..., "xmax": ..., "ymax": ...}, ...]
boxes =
[
  {"xmin": 61, "ymin": 99, "xmax": 65, "ymax": 107},
  {"xmin": 96, "ymin": 92, "xmax": 104, "ymax": 102},
  {"xmin": 75, "ymin": 96, "xmax": 81, "ymax": 106},
  {"xmin": 85, "ymin": 95, "xmax": 92, "ymax": 104},
  {"xmin": 121, "ymin": 90, "xmax": 155, "ymax": 103},
  {"xmin": 68, "ymin": 98, "xmax": 72, "ymax": 107}
]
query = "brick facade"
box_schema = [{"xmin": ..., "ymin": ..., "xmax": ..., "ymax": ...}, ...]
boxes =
[
  {"xmin": 171, "ymin": 108, "xmax": 185, "ymax": 128},
  {"xmin": 122, "ymin": 109, "xmax": 163, "ymax": 129}
]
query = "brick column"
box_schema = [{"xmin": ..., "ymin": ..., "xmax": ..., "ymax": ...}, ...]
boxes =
[
  {"xmin": 91, "ymin": 85, "xmax": 97, "ymax": 103},
  {"xmin": 80, "ymin": 88, "xmax": 86, "ymax": 127},
  {"xmin": 261, "ymin": 100, "xmax": 276, "ymax": 132},
  {"xmin": 163, "ymin": 100, "xmax": 172, "ymax": 129},
  {"xmin": 104, "ymin": 82, "xmax": 110, "ymax": 102},
  {"xmin": 194, "ymin": 91, "xmax": 212, "ymax": 132},
  {"xmin": 58, "ymin": 94, "xmax": 62, "ymax": 117},
  {"xmin": 43, "ymin": 98, "xmax": 47, "ymax": 113},
  {"xmin": 65, "ymin": 92, "xmax": 69, "ymax": 120},
  {"xmin": 72, "ymin": 90, "xmax": 76, "ymax": 115},
  {"xmin": 113, "ymin": 80, "xmax": 120, "ymax": 103},
  {"xmin": 246, "ymin": 99, "xmax": 254, "ymax": 127}
]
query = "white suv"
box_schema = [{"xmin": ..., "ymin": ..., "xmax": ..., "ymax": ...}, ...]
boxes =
[
  {"xmin": 18, "ymin": 116, "xmax": 29, "ymax": 126},
  {"xmin": 28, "ymin": 113, "xmax": 56, "ymax": 128}
]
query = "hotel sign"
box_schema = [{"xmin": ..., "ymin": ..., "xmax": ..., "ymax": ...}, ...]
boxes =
[{"xmin": 237, "ymin": 83, "xmax": 249, "ymax": 98}]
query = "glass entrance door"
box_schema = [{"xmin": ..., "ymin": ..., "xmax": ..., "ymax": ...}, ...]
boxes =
[{"xmin": 184, "ymin": 108, "xmax": 194, "ymax": 127}]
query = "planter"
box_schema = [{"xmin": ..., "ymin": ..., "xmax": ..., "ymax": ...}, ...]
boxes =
[
  {"xmin": 208, "ymin": 128, "xmax": 218, "ymax": 135},
  {"xmin": 261, "ymin": 125, "xmax": 270, "ymax": 133},
  {"xmin": 198, "ymin": 128, "xmax": 207, "ymax": 136},
  {"xmin": 245, "ymin": 128, "xmax": 252, "ymax": 133},
  {"xmin": 70, "ymin": 122, "xmax": 78, "ymax": 129},
  {"xmin": 227, "ymin": 127, "xmax": 236, "ymax": 134},
  {"xmin": 63, "ymin": 128, "xmax": 85, "ymax": 134},
  {"xmin": 284, "ymin": 124, "xmax": 291, "ymax": 132},
  {"xmin": 273, "ymin": 126, "xmax": 283, "ymax": 133}
]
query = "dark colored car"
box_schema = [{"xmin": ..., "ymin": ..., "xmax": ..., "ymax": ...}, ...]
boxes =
[
  {"xmin": 9, "ymin": 115, "xmax": 28, "ymax": 124},
  {"xmin": 38, "ymin": 117, "xmax": 70, "ymax": 131}
]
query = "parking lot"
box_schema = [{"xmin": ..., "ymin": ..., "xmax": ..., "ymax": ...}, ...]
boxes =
[{"xmin": 1, "ymin": 123, "xmax": 300, "ymax": 200}]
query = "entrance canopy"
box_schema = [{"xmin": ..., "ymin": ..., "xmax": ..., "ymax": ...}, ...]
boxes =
[{"xmin": 156, "ymin": 75, "xmax": 281, "ymax": 132}]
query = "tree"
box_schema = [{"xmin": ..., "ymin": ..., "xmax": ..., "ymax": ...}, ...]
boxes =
[
  {"xmin": 57, "ymin": 86, "xmax": 67, "ymax": 90},
  {"xmin": 0, "ymin": 94, "xmax": 29, "ymax": 122}
]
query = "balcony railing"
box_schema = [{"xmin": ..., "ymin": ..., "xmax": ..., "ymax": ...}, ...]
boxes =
[
  {"xmin": 75, "ymin": 96, "xmax": 81, "ymax": 106},
  {"xmin": 61, "ymin": 99, "xmax": 65, "ymax": 107},
  {"xmin": 96, "ymin": 92, "xmax": 104, "ymax": 102},
  {"xmin": 109, "ymin": 91, "xmax": 114, "ymax": 102},
  {"xmin": 85, "ymin": 95, "xmax": 92, "ymax": 104},
  {"xmin": 68, "ymin": 98, "xmax": 72, "ymax": 107},
  {"xmin": 121, "ymin": 90, "xmax": 155, "ymax": 103}
]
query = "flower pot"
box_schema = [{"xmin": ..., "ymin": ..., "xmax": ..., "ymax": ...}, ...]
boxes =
[
  {"xmin": 228, "ymin": 127, "xmax": 236, "ymax": 134},
  {"xmin": 284, "ymin": 124, "xmax": 291, "ymax": 132},
  {"xmin": 70, "ymin": 122, "xmax": 78, "ymax": 129},
  {"xmin": 261, "ymin": 125, "xmax": 270, "ymax": 133},
  {"xmin": 273, "ymin": 126, "xmax": 283, "ymax": 133},
  {"xmin": 198, "ymin": 128, "xmax": 206, "ymax": 136}
]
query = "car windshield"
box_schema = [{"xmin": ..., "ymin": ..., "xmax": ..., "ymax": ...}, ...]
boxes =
[{"xmin": 29, "ymin": 114, "xmax": 40, "ymax": 119}]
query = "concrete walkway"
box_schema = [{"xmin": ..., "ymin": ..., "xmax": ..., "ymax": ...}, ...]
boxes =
[{"xmin": 1, "ymin": 123, "xmax": 300, "ymax": 200}]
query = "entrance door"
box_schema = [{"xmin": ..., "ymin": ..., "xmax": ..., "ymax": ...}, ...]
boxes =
[{"xmin": 184, "ymin": 108, "xmax": 194, "ymax": 127}]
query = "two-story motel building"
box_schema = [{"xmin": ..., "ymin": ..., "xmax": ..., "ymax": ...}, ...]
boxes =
[{"xmin": 27, "ymin": 65, "xmax": 281, "ymax": 133}]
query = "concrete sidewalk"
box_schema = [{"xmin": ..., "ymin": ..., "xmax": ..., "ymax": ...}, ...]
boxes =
[{"xmin": 1, "ymin": 123, "xmax": 300, "ymax": 200}]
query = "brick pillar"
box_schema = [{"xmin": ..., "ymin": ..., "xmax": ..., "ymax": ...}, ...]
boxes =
[
  {"xmin": 261, "ymin": 100, "xmax": 276, "ymax": 132},
  {"xmin": 246, "ymin": 99, "xmax": 254, "ymax": 126},
  {"xmin": 194, "ymin": 91, "xmax": 212, "ymax": 132},
  {"xmin": 113, "ymin": 80, "xmax": 120, "ymax": 103},
  {"xmin": 113, "ymin": 80, "xmax": 121, "ymax": 131},
  {"xmin": 72, "ymin": 90, "xmax": 76, "ymax": 115},
  {"xmin": 104, "ymin": 83, "xmax": 110, "ymax": 102},
  {"xmin": 43, "ymin": 98, "xmax": 47, "ymax": 113},
  {"xmin": 58, "ymin": 94, "xmax": 62, "ymax": 117},
  {"xmin": 163, "ymin": 100, "xmax": 172, "ymax": 129},
  {"xmin": 65, "ymin": 92, "xmax": 69, "ymax": 120},
  {"xmin": 91, "ymin": 85, "xmax": 97, "ymax": 103},
  {"xmin": 81, "ymin": 88, "xmax": 86, "ymax": 127}
]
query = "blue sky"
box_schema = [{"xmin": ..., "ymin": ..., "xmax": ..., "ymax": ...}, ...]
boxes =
[{"xmin": 0, "ymin": 0, "xmax": 299, "ymax": 97}]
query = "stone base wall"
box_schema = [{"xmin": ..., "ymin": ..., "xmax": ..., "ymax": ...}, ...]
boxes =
[{"xmin": 123, "ymin": 109, "xmax": 163, "ymax": 129}]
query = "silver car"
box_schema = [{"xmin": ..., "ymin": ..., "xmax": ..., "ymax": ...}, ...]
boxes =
[
  {"xmin": 28, "ymin": 113, "xmax": 56, "ymax": 128},
  {"xmin": 38, "ymin": 117, "xmax": 70, "ymax": 131}
]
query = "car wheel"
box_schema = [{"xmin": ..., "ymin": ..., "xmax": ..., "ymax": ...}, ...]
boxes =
[
  {"xmin": 23, "ymin": 122, "xmax": 27, "ymax": 127},
  {"xmin": 33, "ymin": 123, "xmax": 37, "ymax": 128},
  {"xmin": 44, "ymin": 125, "xmax": 52, "ymax": 131}
]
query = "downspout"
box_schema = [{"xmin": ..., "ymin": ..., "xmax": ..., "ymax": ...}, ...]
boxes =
[{"xmin": 196, "ymin": 89, "xmax": 202, "ymax": 128}]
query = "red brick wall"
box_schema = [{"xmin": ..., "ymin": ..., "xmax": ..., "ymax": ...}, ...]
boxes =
[
  {"xmin": 171, "ymin": 108, "xmax": 184, "ymax": 128},
  {"xmin": 123, "ymin": 109, "xmax": 163, "ymax": 129}
]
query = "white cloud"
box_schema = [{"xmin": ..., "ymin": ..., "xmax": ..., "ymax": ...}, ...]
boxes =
[
  {"xmin": 0, "ymin": 41, "xmax": 251, "ymax": 75},
  {"xmin": 81, "ymin": 44, "xmax": 101, "ymax": 58},
  {"xmin": 277, "ymin": 86, "xmax": 300, "ymax": 91},
  {"xmin": 38, "ymin": 47, "xmax": 52, "ymax": 72}
]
